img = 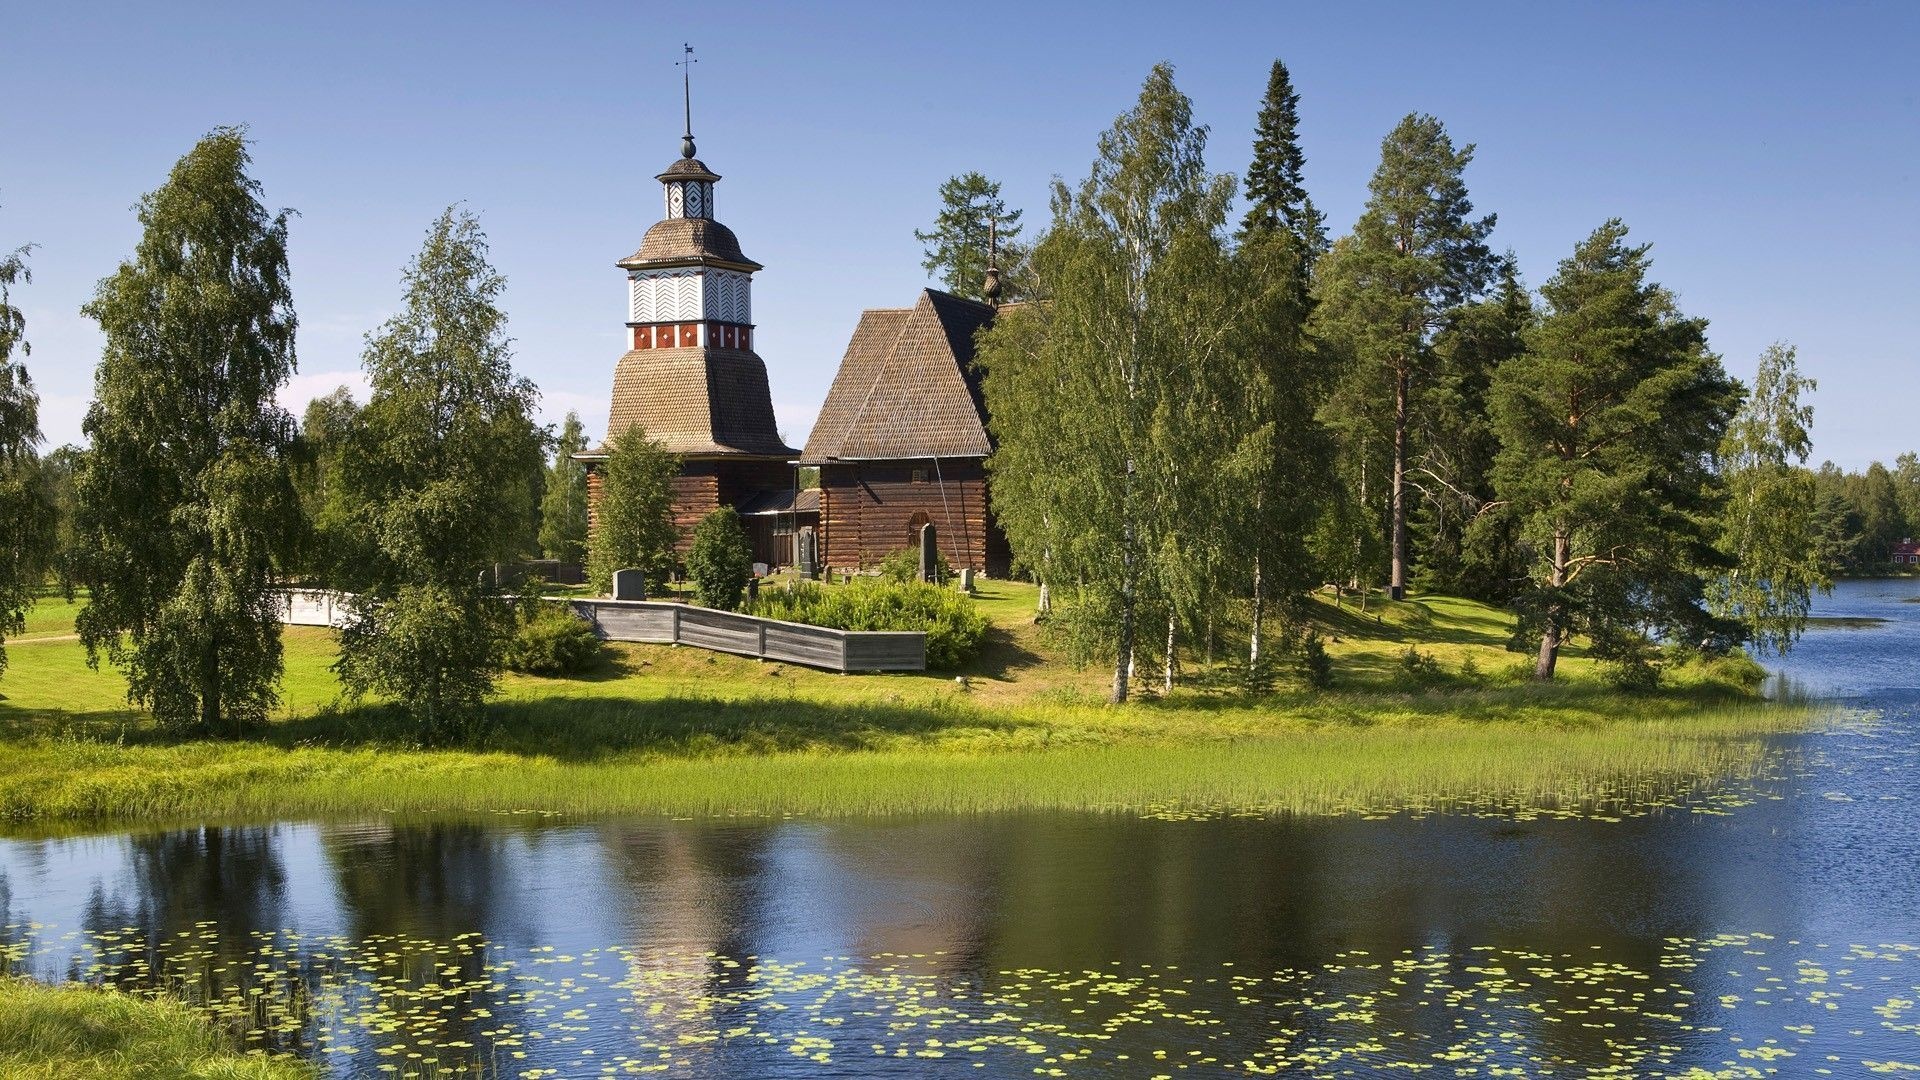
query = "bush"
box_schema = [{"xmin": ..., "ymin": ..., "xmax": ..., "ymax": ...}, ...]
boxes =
[
  {"xmin": 686, "ymin": 507, "xmax": 753, "ymax": 610},
  {"xmin": 877, "ymin": 545, "xmax": 951, "ymax": 584},
  {"xmin": 1301, "ymin": 630, "xmax": 1333, "ymax": 689},
  {"xmin": 748, "ymin": 579, "xmax": 988, "ymax": 669},
  {"xmin": 1397, "ymin": 646, "xmax": 1444, "ymax": 685},
  {"xmin": 503, "ymin": 600, "xmax": 602, "ymax": 676}
]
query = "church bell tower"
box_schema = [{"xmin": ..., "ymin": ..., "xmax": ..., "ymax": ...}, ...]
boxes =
[{"xmin": 583, "ymin": 46, "xmax": 798, "ymax": 547}]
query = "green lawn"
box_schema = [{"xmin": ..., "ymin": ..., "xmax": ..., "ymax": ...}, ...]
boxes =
[{"xmin": 0, "ymin": 581, "xmax": 1807, "ymax": 827}]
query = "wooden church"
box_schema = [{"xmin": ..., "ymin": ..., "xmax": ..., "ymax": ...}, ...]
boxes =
[
  {"xmin": 577, "ymin": 122, "xmax": 803, "ymax": 564},
  {"xmin": 801, "ymin": 288, "xmax": 1012, "ymax": 577},
  {"xmin": 583, "ymin": 56, "xmax": 1010, "ymax": 579}
]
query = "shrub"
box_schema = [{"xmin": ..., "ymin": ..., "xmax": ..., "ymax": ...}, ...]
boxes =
[
  {"xmin": 1301, "ymin": 630, "xmax": 1333, "ymax": 689},
  {"xmin": 877, "ymin": 545, "xmax": 951, "ymax": 584},
  {"xmin": 1397, "ymin": 646, "xmax": 1443, "ymax": 684},
  {"xmin": 748, "ymin": 579, "xmax": 988, "ymax": 669},
  {"xmin": 503, "ymin": 600, "xmax": 602, "ymax": 676},
  {"xmin": 686, "ymin": 507, "xmax": 753, "ymax": 610}
]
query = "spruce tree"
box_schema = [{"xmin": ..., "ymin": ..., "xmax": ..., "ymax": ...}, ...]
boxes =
[
  {"xmin": 333, "ymin": 208, "xmax": 543, "ymax": 740},
  {"xmin": 74, "ymin": 130, "xmax": 301, "ymax": 732},
  {"xmin": 1317, "ymin": 114, "xmax": 1496, "ymax": 601},
  {"xmin": 915, "ymin": 172, "xmax": 1028, "ymax": 301},
  {"xmin": 0, "ymin": 239, "xmax": 51, "ymax": 679},
  {"xmin": 584, "ymin": 426, "xmax": 679, "ymax": 593},
  {"xmin": 539, "ymin": 411, "xmax": 591, "ymax": 565},
  {"xmin": 1710, "ymin": 343, "xmax": 1829, "ymax": 655},
  {"xmin": 1238, "ymin": 59, "xmax": 1326, "ymax": 262},
  {"xmin": 1489, "ymin": 220, "xmax": 1740, "ymax": 681}
]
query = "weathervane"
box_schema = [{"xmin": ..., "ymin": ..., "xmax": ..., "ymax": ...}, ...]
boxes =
[{"xmin": 677, "ymin": 43, "xmax": 698, "ymax": 158}]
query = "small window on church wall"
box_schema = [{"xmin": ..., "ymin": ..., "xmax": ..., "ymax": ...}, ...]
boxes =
[{"xmin": 911, "ymin": 468, "xmax": 927, "ymax": 483}]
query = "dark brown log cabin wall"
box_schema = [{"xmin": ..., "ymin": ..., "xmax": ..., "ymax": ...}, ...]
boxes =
[
  {"xmin": 818, "ymin": 459, "xmax": 1007, "ymax": 575},
  {"xmin": 590, "ymin": 457, "xmax": 796, "ymax": 557}
]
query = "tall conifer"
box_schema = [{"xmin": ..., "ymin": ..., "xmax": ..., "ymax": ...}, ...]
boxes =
[
  {"xmin": 1316, "ymin": 114, "xmax": 1496, "ymax": 600},
  {"xmin": 1239, "ymin": 59, "xmax": 1326, "ymax": 262}
]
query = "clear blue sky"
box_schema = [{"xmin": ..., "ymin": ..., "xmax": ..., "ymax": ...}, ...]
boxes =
[{"xmin": 4, "ymin": 1, "xmax": 1914, "ymax": 468}]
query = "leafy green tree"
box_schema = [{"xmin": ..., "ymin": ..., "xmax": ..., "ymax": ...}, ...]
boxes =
[
  {"xmin": 290, "ymin": 385, "xmax": 360, "ymax": 582},
  {"xmin": 334, "ymin": 208, "xmax": 543, "ymax": 740},
  {"xmin": 1710, "ymin": 343, "xmax": 1828, "ymax": 654},
  {"xmin": 1238, "ymin": 58, "xmax": 1326, "ymax": 262},
  {"xmin": 73, "ymin": 130, "xmax": 301, "ymax": 732},
  {"xmin": 1316, "ymin": 114, "xmax": 1497, "ymax": 600},
  {"xmin": 1853, "ymin": 461, "xmax": 1905, "ymax": 565},
  {"xmin": 539, "ymin": 411, "xmax": 591, "ymax": 564},
  {"xmin": 685, "ymin": 506, "xmax": 752, "ymax": 610},
  {"xmin": 1489, "ymin": 220, "xmax": 1740, "ymax": 681},
  {"xmin": 915, "ymin": 172, "xmax": 1028, "ymax": 301},
  {"xmin": 35, "ymin": 444, "xmax": 83, "ymax": 595},
  {"xmin": 584, "ymin": 426, "xmax": 679, "ymax": 592},
  {"xmin": 0, "ymin": 240, "xmax": 52, "ymax": 678},
  {"xmin": 980, "ymin": 63, "xmax": 1239, "ymax": 702},
  {"xmin": 1894, "ymin": 452, "xmax": 1920, "ymax": 542}
]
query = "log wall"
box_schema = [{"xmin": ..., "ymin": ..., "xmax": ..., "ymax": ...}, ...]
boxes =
[{"xmin": 818, "ymin": 459, "xmax": 1010, "ymax": 576}]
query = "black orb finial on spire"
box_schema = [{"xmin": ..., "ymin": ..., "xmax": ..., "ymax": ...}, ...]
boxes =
[{"xmin": 678, "ymin": 44, "xmax": 698, "ymax": 159}]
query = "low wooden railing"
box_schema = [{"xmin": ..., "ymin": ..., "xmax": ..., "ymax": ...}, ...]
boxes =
[
  {"xmin": 566, "ymin": 599, "xmax": 926, "ymax": 673},
  {"xmin": 277, "ymin": 590, "xmax": 927, "ymax": 673}
]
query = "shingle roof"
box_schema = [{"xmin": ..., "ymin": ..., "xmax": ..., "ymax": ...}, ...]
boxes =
[
  {"xmin": 656, "ymin": 157, "xmax": 721, "ymax": 182},
  {"xmin": 618, "ymin": 218, "xmax": 759, "ymax": 271},
  {"xmin": 800, "ymin": 289, "xmax": 997, "ymax": 463},
  {"xmin": 601, "ymin": 346, "xmax": 797, "ymax": 457}
]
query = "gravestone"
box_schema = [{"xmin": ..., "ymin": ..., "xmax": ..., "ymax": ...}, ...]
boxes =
[
  {"xmin": 612, "ymin": 568, "xmax": 647, "ymax": 601},
  {"xmin": 918, "ymin": 523, "xmax": 938, "ymax": 583},
  {"xmin": 959, "ymin": 567, "xmax": 975, "ymax": 593},
  {"xmin": 797, "ymin": 528, "xmax": 818, "ymax": 580}
]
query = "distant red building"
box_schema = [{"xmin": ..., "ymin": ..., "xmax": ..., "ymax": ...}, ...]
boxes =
[{"xmin": 1894, "ymin": 539, "xmax": 1920, "ymax": 566}]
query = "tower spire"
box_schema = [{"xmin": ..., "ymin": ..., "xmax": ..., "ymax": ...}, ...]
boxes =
[
  {"xmin": 677, "ymin": 43, "xmax": 698, "ymax": 158},
  {"xmin": 983, "ymin": 217, "xmax": 1003, "ymax": 306}
]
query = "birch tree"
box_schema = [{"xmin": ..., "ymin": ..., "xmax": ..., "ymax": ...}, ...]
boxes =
[{"xmin": 73, "ymin": 130, "xmax": 301, "ymax": 732}]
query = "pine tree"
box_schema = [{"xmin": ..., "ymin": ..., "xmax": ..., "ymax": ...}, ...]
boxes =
[
  {"xmin": 0, "ymin": 239, "xmax": 52, "ymax": 679},
  {"xmin": 333, "ymin": 208, "xmax": 544, "ymax": 740},
  {"xmin": 584, "ymin": 426, "xmax": 679, "ymax": 593},
  {"xmin": 1710, "ymin": 343, "xmax": 1829, "ymax": 655},
  {"xmin": 915, "ymin": 172, "xmax": 1028, "ymax": 301},
  {"xmin": 1412, "ymin": 256, "xmax": 1532, "ymax": 599},
  {"xmin": 1316, "ymin": 114, "xmax": 1496, "ymax": 601},
  {"xmin": 1489, "ymin": 220, "xmax": 1740, "ymax": 681},
  {"xmin": 1238, "ymin": 59, "xmax": 1326, "ymax": 262},
  {"xmin": 74, "ymin": 130, "xmax": 302, "ymax": 732},
  {"xmin": 539, "ymin": 411, "xmax": 591, "ymax": 564}
]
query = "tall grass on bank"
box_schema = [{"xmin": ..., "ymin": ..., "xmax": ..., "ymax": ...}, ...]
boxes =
[
  {"xmin": 0, "ymin": 691, "xmax": 1813, "ymax": 826},
  {"xmin": 0, "ymin": 978, "xmax": 312, "ymax": 1079}
]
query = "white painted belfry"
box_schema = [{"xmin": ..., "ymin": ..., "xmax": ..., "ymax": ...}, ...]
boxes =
[
  {"xmin": 663, "ymin": 180, "xmax": 714, "ymax": 221},
  {"xmin": 627, "ymin": 267, "xmax": 750, "ymax": 324}
]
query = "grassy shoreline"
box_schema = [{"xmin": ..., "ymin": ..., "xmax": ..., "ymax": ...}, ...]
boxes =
[
  {"xmin": 0, "ymin": 978, "xmax": 311, "ymax": 1079},
  {"xmin": 0, "ymin": 582, "xmax": 1815, "ymax": 829}
]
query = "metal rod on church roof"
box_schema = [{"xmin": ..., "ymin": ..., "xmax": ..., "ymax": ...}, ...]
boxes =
[{"xmin": 679, "ymin": 44, "xmax": 697, "ymax": 147}]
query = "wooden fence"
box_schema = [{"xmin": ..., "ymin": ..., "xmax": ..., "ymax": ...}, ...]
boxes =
[
  {"xmin": 275, "ymin": 590, "xmax": 926, "ymax": 673},
  {"xmin": 566, "ymin": 599, "xmax": 926, "ymax": 673}
]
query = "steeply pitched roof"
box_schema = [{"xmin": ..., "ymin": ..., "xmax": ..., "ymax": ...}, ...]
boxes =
[
  {"xmin": 800, "ymin": 289, "xmax": 997, "ymax": 463},
  {"xmin": 600, "ymin": 346, "xmax": 797, "ymax": 457}
]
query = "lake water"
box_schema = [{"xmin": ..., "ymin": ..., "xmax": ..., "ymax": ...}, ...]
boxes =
[{"xmin": 3, "ymin": 580, "xmax": 1918, "ymax": 1077}]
